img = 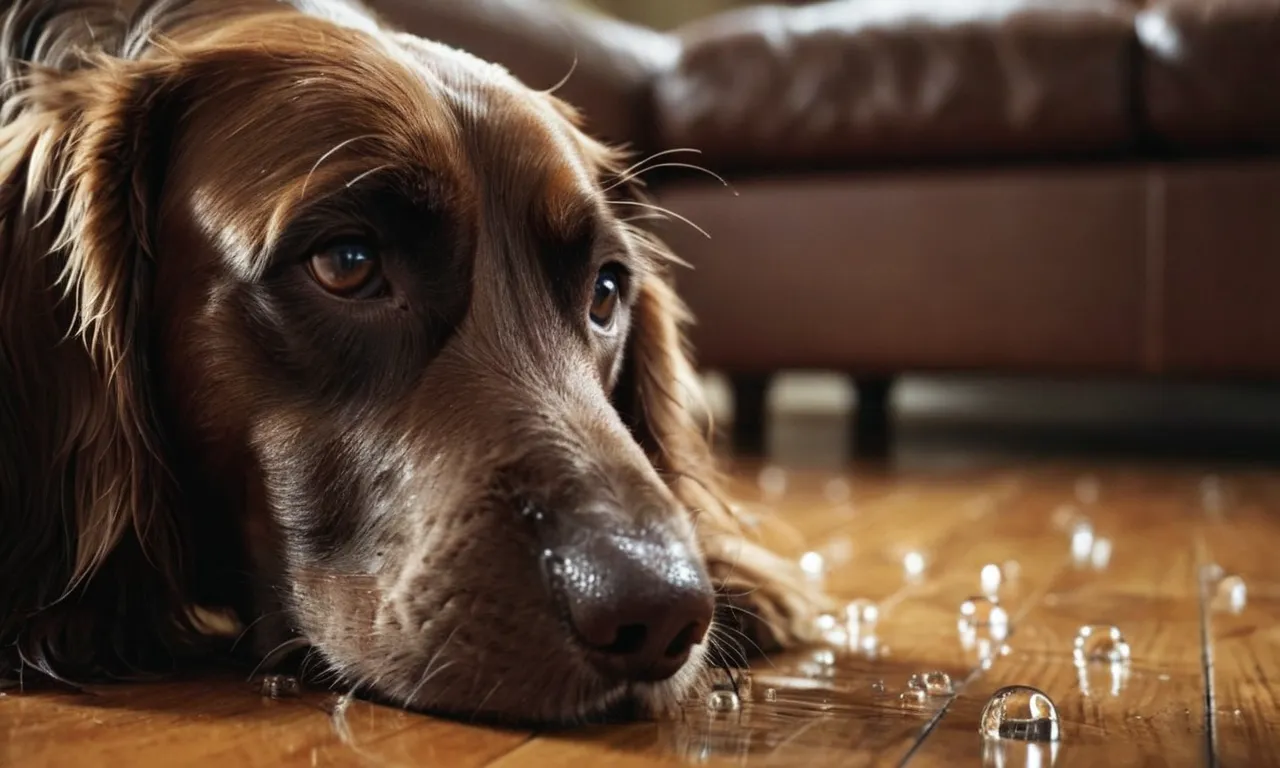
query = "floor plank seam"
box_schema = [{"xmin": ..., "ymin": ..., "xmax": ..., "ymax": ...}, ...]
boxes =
[
  {"xmin": 1196, "ymin": 533, "xmax": 1219, "ymax": 768},
  {"xmin": 477, "ymin": 732, "xmax": 539, "ymax": 767}
]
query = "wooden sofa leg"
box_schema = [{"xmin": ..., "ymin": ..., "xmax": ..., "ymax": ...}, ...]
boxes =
[
  {"xmin": 852, "ymin": 376, "xmax": 894, "ymax": 459},
  {"xmin": 729, "ymin": 373, "xmax": 771, "ymax": 456}
]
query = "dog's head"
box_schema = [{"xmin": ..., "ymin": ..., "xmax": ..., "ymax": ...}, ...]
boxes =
[{"xmin": 0, "ymin": 0, "xmax": 778, "ymax": 723}]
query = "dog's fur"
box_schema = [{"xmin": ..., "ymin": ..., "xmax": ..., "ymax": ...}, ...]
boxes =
[{"xmin": 0, "ymin": 0, "xmax": 825, "ymax": 723}]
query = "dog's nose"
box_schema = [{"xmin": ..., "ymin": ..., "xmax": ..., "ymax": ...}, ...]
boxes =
[{"xmin": 551, "ymin": 532, "xmax": 714, "ymax": 682}]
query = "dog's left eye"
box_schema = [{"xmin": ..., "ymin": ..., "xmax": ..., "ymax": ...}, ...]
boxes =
[
  {"xmin": 307, "ymin": 239, "xmax": 386, "ymax": 299},
  {"xmin": 590, "ymin": 266, "xmax": 621, "ymax": 329}
]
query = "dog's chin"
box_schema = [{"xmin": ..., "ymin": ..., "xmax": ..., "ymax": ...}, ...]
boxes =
[{"xmin": 346, "ymin": 640, "xmax": 712, "ymax": 728}]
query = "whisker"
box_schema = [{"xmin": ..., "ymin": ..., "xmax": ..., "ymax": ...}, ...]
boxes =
[
  {"xmin": 345, "ymin": 163, "xmax": 392, "ymax": 189},
  {"xmin": 713, "ymin": 581, "xmax": 764, "ymax": 599},
  {"xmin": 708, "ymin": 630, "xmax": 745, "ymax": 671},
  {"xmin": 403, "ymin": 625, "xmax": 460, "ymax": 704},
  {"xmin": 246, "ymin": 636, "xmax": 311, "ymax": 680},
  {"xmin": 541, "ymin": 52, "xmax": 578, "ymax": 96},
  {"xmin": 469, "ymin": 678, "xmax": 504, "ymax": 722},
  {"xmin": 610, "ymin": 147, "xmax": 705, "ymax": 183},
  {"xmin": 715, "ymin": 604, "xmax": 785, "ymax": 667},
  {"xmin": 301, "ymin": 134, "xmax": 378, "ymax": 198},
  {"xmin": 620, "ymin": 213, "xmax": 669, "ymax": 225},
  {"xmin": 230, "ymin": 609, "xmax": 290, "ymax": 652},
  {"xmin": 608, "ymin": 199, "xmax": 709, "ymax": 239},
  {"xmin": 603, "ymin": 162, "xmax": 735, "ymax": 195}
]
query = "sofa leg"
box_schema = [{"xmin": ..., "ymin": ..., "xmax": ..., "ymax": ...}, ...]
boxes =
[
  {"xmin": 852, "ymin": 376, "xmax": 894, "ymax": 459},
  {"xmin": 729, "ymin": 373, "xmax": 771, "ymax": 456}
]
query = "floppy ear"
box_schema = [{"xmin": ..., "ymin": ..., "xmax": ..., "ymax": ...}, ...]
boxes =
[{"xmin": 0, "ymin": 56, "xmax": 198, "ymax": 683}]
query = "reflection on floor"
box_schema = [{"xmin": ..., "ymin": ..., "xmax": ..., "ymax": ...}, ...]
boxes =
[{"xmin": 2, "ymin": 375, "xmax": 1277, "ymax": 767}]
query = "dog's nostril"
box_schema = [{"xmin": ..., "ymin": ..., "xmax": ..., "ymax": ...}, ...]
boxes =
[
  {"xmin": 602, "ymin": 624, "xmax": 648, "ymax": 655},
  {"xmin": 664, "ymin": 622, "xmax": 701, "ymax": 659}
]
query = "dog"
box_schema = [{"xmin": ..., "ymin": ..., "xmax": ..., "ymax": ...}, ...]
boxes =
[{"xmin": 0, "ymin": 0, "xmax": 825, "ymax": 724}]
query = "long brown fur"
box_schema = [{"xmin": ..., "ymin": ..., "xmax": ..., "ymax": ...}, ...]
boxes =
[{"xmin": 0, "ymin": 0, "xmax": 827, "ymax": 718}]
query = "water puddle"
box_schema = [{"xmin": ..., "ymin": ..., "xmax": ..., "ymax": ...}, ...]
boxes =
[{"xmin": 656, "ymin": 651, "xmax": 956, "ymax": 765}]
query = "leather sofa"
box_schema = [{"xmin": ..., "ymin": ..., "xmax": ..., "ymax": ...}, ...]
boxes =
[{"xmin": 367, "ymin": 0, "xmax": 1280, "ymax": 453}]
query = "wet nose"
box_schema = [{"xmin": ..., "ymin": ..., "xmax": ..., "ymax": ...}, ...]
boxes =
[{"xmin": 549, "ymin": 531, "xmax": 715, "ymax": 682}]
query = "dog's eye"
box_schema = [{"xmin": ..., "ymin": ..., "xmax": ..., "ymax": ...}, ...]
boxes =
[
  {"xmin": 307, "ymin": 239, "xmax": 385, "ymax": 298},
  {"xmin": 590, "ymin": 266, "xmax": 621, "ymax": 328}
]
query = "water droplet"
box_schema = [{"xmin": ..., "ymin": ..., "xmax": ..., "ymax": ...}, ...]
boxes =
[
  {"xmin": 798, "ymin": 649, "xmax": 837, "ymax": 679},
  {"xmin": 799, "ymin": 551, "xmax": 825, "ymax": 579},
  {"xmin": 706, "ymin": 688, "xmax": 740, "ymax": 713},
  {"xmin": 763, "ymin": 687, "xmax": 778, "ymax": 702},
  {"xmin": 981, "ymin": 563, "xmax": 1003, "ymax": 596},
  {"xmin": 982, "ymin": 739, "xmax": 1060, "ymax": 768},
  {"xmin": 816, "ymin": 613, "xmax": 838, "ymax": 632},
  {"xmin": 1075, "ymin": 475, "xmax": 1100, "ymax": 505},
  {"xmin": 845, "ymin": 599, "xmax": 879, "ymax": 629},
  {"xmin": 1077, "ymin": 660, "xmax": 1129, "ymax": 698},
  {"xmin": 823, "ymin": 477, "xmax": 851, "ymax": 503},
  {"xmin": 824, "ymin": 625, "xmax": 849, "ymax": 648},
  {"xmin": 979, "ymin": 685, "xmax": 1061, "ymax": 741},
  {"xmin": 855, "ymin": 633, "xmax": 882, "ymax": 658},
  {"xmin": 908, "ymin": 671, "xmax": 954, "ymax": 696},
  {"xmin": 757, "ymin": 466, "xmax": 787, "ymax": 500},
  {"xmin": 1090, "ymin": 537, "xmax": 1113, "ymax": 570},
  {"xmin": 1212, "ymin": 574, "xmax": 1247, "ymax": 614},
  {"xmin": 959, "ymin": 596, "xmax": 1009, "ymax": 640},
  {"xmin": 1158, "ymin": 674, "xmax": 1170, "ymax": 682},
  {"xmin": 903, "ymin": 551, "xmax": 926, "ymax": 580},
  {"xmin": 923, "ymin": 671, "xmax": 954, "ymax": 696},
  {"xmin": 1073, "ymin": 625, "xmax": 1130, "ymax": 665},
  {"xmin": 871, "ymin": 680, "xmax": 886, "ymax": 694},
  {"xmin": 899, "ymin": 689, "xmax": 927, "ymax": 706},
  {"xmin": 1070, "ymin": 520, "xmax": 1095, "ymax": 564},
  {"xmin": 258, "ymin": 674, "xmax": 300, "ymax": 699}
]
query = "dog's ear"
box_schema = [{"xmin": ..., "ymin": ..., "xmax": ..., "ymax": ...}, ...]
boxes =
[
  {"xmin": 571, "ymin": 124, "xmax": 834, "ymax": 654},
  {"xmin": 0, "ymin": 54, "xmax": 196, "ymax": 683}
]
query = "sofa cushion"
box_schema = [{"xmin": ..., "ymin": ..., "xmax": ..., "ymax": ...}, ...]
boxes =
[
  {"xmin": 1137, "ymin": 0, "xmax": 1280, "ymax": 152},
  {"xmin": 366, "ymin": 0, "xmax": 678, "ymax": 148},
  {"xmin": 653, "ymin": 0, "xmax": 1141, "ymax": 171}
]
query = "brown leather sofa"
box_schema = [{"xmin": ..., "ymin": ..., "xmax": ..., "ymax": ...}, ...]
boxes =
[{"xmin": 368, "ymin": 0, "xmax": 1280, "ymax": 453}]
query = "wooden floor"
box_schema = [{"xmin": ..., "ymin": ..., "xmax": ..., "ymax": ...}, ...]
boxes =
[{"xmin": 4, "ymin": 392, "xmax": 1279, "ymax": 766}]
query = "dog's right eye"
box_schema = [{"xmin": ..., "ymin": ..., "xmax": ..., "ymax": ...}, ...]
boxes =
[{"xmin": 307, "ymin": 239, "xmax": 386, "ymax": 299}]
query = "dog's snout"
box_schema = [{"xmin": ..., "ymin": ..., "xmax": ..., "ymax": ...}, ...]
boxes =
[{"xmin": 550, "ymin": 531, "xmax": 714, "ymax": 683}]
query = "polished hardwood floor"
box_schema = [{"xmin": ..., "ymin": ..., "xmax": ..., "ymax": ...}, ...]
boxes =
[{"xmin": 3, "ymin": 376, "xmax": 1278, "ymax": 766}]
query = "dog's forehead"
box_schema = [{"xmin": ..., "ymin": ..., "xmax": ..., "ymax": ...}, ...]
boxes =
[
  {"xmin": 395, "ymin": 35, "xmax": 602, "ymax": 234},
  {"xmin": 173, "ymin": 18, "xmax": 605, "ymax": 278}
]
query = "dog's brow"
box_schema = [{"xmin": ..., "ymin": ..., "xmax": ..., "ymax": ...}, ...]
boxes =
[{"xmin": 538, "ymin": 157, "xmax": 597, "ymax": 244}]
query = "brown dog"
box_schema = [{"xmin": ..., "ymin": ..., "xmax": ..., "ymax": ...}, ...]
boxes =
[{"xmin": 0, "ymin": 0, "xmax": 823, "ymax": 723}]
